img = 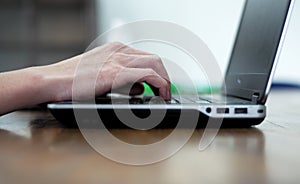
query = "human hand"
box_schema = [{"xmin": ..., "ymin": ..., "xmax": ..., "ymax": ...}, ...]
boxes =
[{"xmin": 39, "ymin": 42, "xmax": 171, "ymax": 102}]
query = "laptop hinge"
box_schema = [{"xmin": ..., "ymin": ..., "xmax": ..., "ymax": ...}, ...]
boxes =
[{"xmin": 251, "ymin": 93, "xmax": 259, "ymax": 104}]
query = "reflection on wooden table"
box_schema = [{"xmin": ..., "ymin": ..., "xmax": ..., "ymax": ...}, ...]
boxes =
[{"xmin": 0, "ymin": 90, "xmax": 300, "ymax": 184}]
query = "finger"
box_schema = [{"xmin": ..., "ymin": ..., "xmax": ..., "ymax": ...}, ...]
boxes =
[
  {"xmin": 112, "ymin": 53, "xmax": 170, "ymax": 84},
  {"xmin": 106, "ymin": 43, "xmax": 171, "ymax": 85},
  {"xmin": 116, "ymin": 68, "xmax": 171, "ymax": 100},
  {"xmin": 113, "ymin": 82, "xmax": 144, "ymax": 96}
]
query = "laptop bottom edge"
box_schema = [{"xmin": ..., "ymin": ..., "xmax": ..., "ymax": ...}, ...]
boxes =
[{"xmin": 48, "ymin": 105, "xmax": 265, "ymax": 129}]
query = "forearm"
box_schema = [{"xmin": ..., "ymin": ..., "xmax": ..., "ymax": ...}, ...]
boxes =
[
  {"xmin": 0, "ymin": 42, "xmax": 171, "ymax": 115},
  {"xmin": 0, "ymin": 66, "xmax": 63, "ymax": 115}
]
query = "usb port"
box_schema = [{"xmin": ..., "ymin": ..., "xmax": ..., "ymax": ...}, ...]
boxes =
[
  {"xmin": 217, "ymin": 108, "xmax": 229, "ymax": 114},
  {"xmin": 234, "ymin": 108, "xmax": 248, "ymax": 114}
]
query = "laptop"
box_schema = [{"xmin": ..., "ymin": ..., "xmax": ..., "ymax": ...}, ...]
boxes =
[{"xmin": 48, "ymin": 0, "xmax": 294, "ymax": 128}]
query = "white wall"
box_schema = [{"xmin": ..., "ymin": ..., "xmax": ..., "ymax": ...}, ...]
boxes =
[
  {"xmin": 274, "ymin": 0, "xmax": 300, "ymax": 84},
  {"xmin": 96, "ymin": 0, "xmax": 300, "ymax": 85}
]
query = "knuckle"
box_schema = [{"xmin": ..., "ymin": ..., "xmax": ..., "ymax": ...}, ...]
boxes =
[
  {"xmin": 163, "ymin": 80, "xmax": 169, "ymax": 88},
  {"xmin": 151, "ymin": 54, "xmax": 162, "ymax": 62},
  {"xmin": 160, "ymin": 78, "xmax": 168, "ymax": 87},
  {"xmin": 111, "ymin": 53, "xmax": 133, "ymax": 66},
  {"xmin": 110, "ymin": 41, "xmax": 125, "ymax": 48},
  {"xmin": 94, "ymin": 46, "xmax": 103, "ymax": 53},
  {"xmin": 105, "ymin": 62, "xmax": 123, "ymax": 71},
  {"xmin": 150, "ymin": 55, "xmax": 163, "ymax": 68},
  {"xmin": 112, "ymin": 52, "xmax": 125, "ymax": 60},
  {"xmin": 110, "ymin": 41, "xmax": 122, "ymax": 46},
  {"xmin": 145, "ymin": 68, "xmax": 156, "ymax": 76},
  {"xmin": 114, "ymin": 63, "xmax": 125, "ymax": 72}
]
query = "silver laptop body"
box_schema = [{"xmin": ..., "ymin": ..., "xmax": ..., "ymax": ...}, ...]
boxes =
[{"xmin": 48, "ymin": 0, "xmax": 295, "ymax": 128}]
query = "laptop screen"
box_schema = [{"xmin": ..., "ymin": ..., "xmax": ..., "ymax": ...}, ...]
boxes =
[{"xmin": 224, "ymin": 0, "xmax": 292, "ymax": 104}]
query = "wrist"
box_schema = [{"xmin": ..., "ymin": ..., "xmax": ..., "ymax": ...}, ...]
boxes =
[
  {"xmin": 28, "ymin": 65, "xmax": 73, "ymax": 103},
  {"xmin": 25, "ymin": 66, "xmax": 54, "ymax": 103}
]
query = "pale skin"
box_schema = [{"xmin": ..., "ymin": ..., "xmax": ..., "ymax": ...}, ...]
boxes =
[{"xmin": 0, "ymin": 42, "xmax": 171, "ymax": 115}]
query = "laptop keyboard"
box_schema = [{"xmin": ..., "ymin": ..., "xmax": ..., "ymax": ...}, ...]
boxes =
[
  {"xmin": 94, "ymin": 94, "xmax": 250, "ymax": 105},
  {"xmin": 96, "ymin": 96, "xmax": 179, "ymax": 104},
  {"xmin": 95, "ymin": 95, "xmax": 210, "ymax": 105}
]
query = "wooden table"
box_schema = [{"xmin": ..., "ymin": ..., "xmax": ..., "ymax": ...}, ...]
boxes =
[{"xmin": 1, "ymin": 89, "xmax": 300, "ymax": 184}]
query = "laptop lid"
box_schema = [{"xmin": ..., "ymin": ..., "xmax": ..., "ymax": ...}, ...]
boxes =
[{"xmin": 223, "ymin": 0, "xmax": 294, "ymax": 104}]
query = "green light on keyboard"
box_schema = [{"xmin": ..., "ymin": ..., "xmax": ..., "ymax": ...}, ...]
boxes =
[{"xmin": 143, "ymin": 83, "xmax": 221, "ymax": 95}]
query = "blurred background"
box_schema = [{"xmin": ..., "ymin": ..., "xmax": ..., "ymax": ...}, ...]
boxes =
[
  {"xmin": 0, "ymin": 0, "xmax": 299, "ymax": 86},
  {"xmin": 0, "ymin": 0, "xmax": 97, "ymax": 71}
]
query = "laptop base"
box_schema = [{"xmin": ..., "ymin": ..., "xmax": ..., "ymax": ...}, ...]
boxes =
[{"xmin": 49, "ymin": 107, "xmax": 264, "ymax": 129}]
